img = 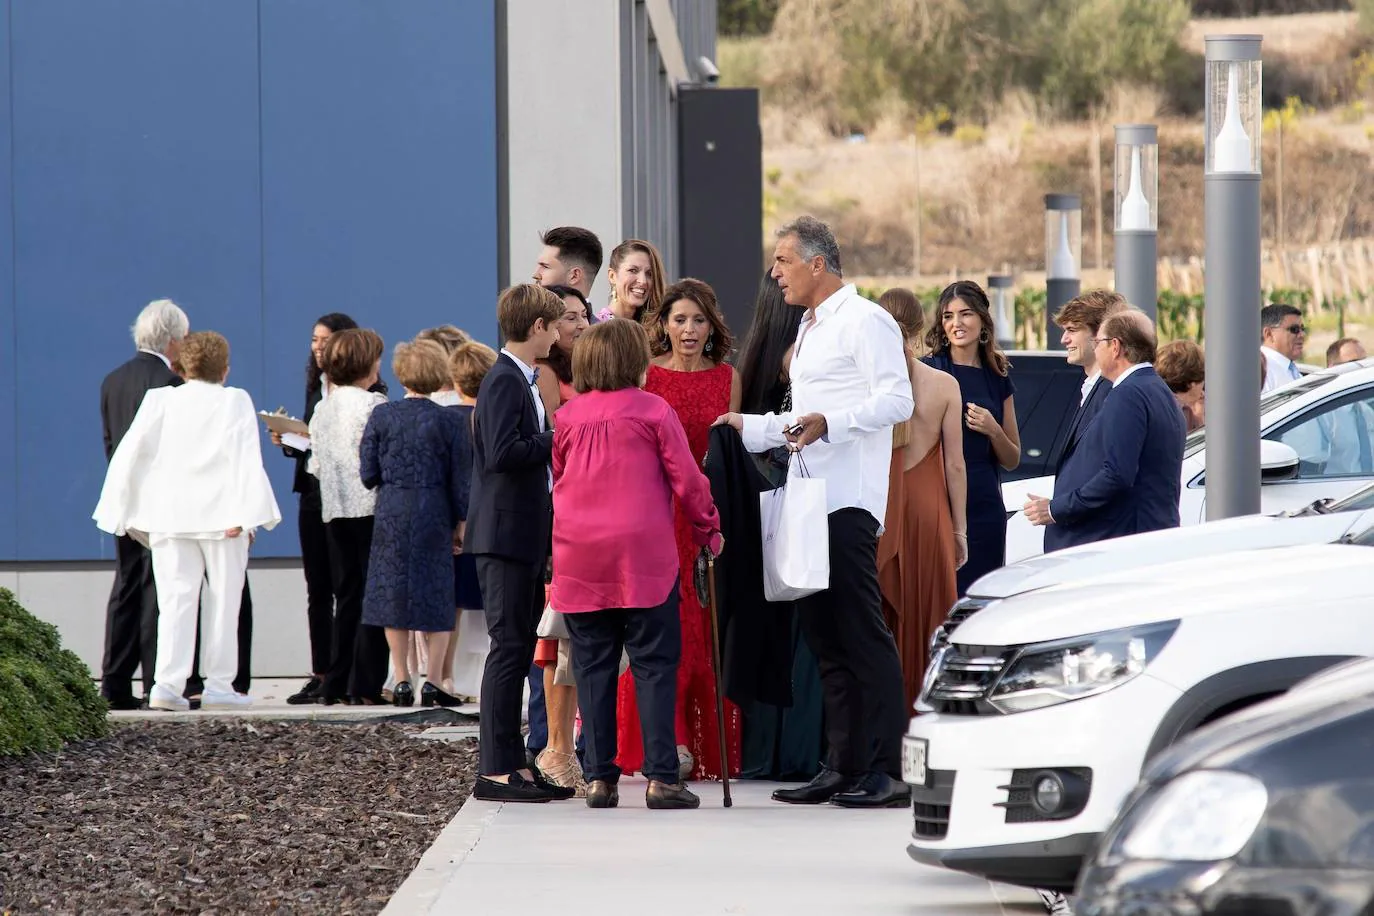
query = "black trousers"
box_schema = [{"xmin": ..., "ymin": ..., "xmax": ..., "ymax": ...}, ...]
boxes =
[
  {"xmin": 101, "ymin": 533, "xmax": 160, "ymax": 701},
  {"xmin": 797, "ymin": 508, "xmax": 907, "ymax": 778},
  {"xmin": 567, "ymin": 586, "xmax": 682, "ymax": 786},
  {"xmin": 299, "ymin": 490, "xmax": 335, "ymax": 675},
  {"xmin": 476, "ymin": 554, "xmax": 545, "ymax": 776},
  {"xmin": 323, "ymin": 516, "xmax": 388, "ymax": 700},
  {"xmin": 187, "ymin": 578, "xmax": 254, "ymax": 696}
]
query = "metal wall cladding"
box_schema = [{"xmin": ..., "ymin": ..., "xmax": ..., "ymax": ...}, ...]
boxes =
[{"xmin": 0, "ymin": 0, "xmax": 499, "ymax": 561}]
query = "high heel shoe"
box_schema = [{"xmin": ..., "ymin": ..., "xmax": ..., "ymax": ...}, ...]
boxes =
[
  {"xmin": 421, "ymin": 681, "xmax": 463, "ymax": 708},
  {"xmin": 393, "ymin": 681, "xmax": 414, "ymax": 707}
]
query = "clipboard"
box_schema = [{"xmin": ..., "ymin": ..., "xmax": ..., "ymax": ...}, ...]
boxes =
[{"xmin": 258, "ymin": 411, "xmax": 310, "ymax": 437}]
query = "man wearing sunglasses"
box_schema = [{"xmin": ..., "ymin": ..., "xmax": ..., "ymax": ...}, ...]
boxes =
[{"xmin": 1260, "ymin": 303, "xmax": 1306, "ymax": 395}]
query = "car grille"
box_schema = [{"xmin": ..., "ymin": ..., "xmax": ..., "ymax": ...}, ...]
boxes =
[
  {"xmin": 911, "ymin": 769, "xmax": 955, "ymax": 840},
  {"xmin": 998, "ymin": 768, "xmax": 1093, "ymax": 823},
  {"xmin": 920, "ymin": 643, "xmax": 1014, "ymax": 716},
  {"xmin": 928, "ymin": 597, "xmax": 990, "ymax": 655}
]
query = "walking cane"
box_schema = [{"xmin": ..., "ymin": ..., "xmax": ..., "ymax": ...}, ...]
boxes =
[{"xmin": 700, "ymin": 548, "xmax": 733, "ymax": 808}]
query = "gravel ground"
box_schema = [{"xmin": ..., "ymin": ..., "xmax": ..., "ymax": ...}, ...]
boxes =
[{"xmin": 0, "ymin": 720, "xmax": 478, "ymax": 915}]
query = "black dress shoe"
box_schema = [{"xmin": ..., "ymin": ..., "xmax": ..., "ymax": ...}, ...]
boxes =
[
  {"xmin": 646, "ymin": 780, "xmax": 701, "ymax": 810},
  {"xmin": 287, "ymin": 677, "xmax": 323, "ymax": 705},
  {"xmin": 772, "ymin": 767, "xmax": 857, "ymax": 805},
  {"xmin": 187, "ymin": 695, "xmax": 202, "ymax": 711},
  {"xmin": 473, "ymin": 772, "xmax": 554, "ymax": 803},
  {"xmin": 393, "ymin": 681, "xmax": 414, "ymax": 707},
  {"xmin": 105, "ymin": 696, "xmax": 144, "ymax": 711},
  {"xmin": 420, "ymin": 681, "xmax": 464, "ymax": 708},
  {"xmin": 830, "ymin": 772, "xmax": 912, "ymax": 809},
  {"xmin": 529, "ymin": 767, "xmax": 577, "ymax": 800},
  {"xmin": 586, "ymin": 780, "xmax": 619, "ymax": 809}
]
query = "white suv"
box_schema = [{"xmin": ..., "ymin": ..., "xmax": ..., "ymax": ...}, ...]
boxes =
[
  {"xmin": 902, "ymin": 526, "xmax": 1374, "ymax": 894},
  {"xmin": 1002, "ymin": 358, "xmax": 1374, "ymax": 562}
]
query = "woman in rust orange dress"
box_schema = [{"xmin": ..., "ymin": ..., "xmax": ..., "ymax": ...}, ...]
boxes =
[
  {"xmin": 618, "ymin": 278, "xmax": 741, "ymax": 781},
  {"xmin": 876, "ymin": 288, "xmax": 968, "ymax": 709}
]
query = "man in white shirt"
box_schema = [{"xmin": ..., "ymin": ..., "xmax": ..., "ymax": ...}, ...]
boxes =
[
  {"xmin": 1260, "ymin": 303, "xmax": 1306, "ymax": 395},
  {"xmin": 717, "ymin": 216, "xmax": 914, "ymax": 809}
]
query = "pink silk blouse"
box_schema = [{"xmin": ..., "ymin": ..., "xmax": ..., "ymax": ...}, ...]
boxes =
[{"xmin": 549, "ymin": 387, "xmax": 721, "ymax": 614}]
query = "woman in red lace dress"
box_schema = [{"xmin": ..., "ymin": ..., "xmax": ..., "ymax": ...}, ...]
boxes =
[{"xmin": 617, "ymin": 278, "xmax": 742, "ymax": 781}]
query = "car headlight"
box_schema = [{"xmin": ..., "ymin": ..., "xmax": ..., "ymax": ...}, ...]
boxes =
[
  {"xmin": 1116, "ymin": 771, "xmax": 1268, "ymax": 862},
  {"xmin": 988, "ymin": 620, "xmax": 1177, "ymax": 714}
]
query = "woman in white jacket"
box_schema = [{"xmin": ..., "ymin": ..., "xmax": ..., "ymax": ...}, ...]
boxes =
[{"xmin": 94, "ymin": 331, "xmax": 280, "ymax": 711}]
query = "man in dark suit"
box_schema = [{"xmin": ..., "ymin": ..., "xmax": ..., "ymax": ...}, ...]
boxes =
[
  {"xmin": 99, "ymin": 300, "xmax": 190, "ymax": 709},
  {"xmin": 467, "ymin": 284, "xmax": 571, "ymax": 803},
  {"xmin": 99, "ymin": 299, "xmax": 255, "ymax": 708},
  {"xmin": 1024, "ymin": 309, "xmax": 1185, "ymax": 550},
  {"xmin": 1044, "ymin": 290, "xmax": 1126, "ymax": 553}
]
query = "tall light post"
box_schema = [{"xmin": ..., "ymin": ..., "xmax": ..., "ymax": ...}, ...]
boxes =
[
  {"xmin": 988, "ymin": 275, "xmax": 1015, "ymax": 349},
  {"xmin": 1204, "ymin": 35, "xmax": 1263, "ymax": 520},
  {"xmin": 1045, "ymin": 194, "xmax": 1081, "ymax": 351},
  {"xmin": 1114, "ymin": 124, "xmax": 1158, "ymax": 320}
]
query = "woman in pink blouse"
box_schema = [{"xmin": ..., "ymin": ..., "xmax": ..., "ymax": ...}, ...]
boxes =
[{"xmin": 549, "ymin": 318, "xmax": 723, "ymax": 811}]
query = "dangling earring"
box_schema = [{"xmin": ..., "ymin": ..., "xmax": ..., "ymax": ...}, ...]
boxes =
[
  {"xmin": 979, "ymin": 328, "xmax": 990, "ymax": 344},
  {"xmin": 705, "ymin": 336, "xmax": 714, "ymax": 353}
]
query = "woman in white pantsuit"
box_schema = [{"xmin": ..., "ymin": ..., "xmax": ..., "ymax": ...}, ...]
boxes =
[{"xmin": 94, "ymin": 332, "xmax": 280, "ymax": 711}]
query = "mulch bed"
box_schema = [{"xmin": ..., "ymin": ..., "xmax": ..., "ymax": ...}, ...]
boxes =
[{"xmin": 0, "ymin": 720, "xmax": 478, "ymax": 915}]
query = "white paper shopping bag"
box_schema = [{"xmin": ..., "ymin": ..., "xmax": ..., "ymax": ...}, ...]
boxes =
[{"xmin": 759, "ymin": 459, "xmax": 829, "ymax": 601}]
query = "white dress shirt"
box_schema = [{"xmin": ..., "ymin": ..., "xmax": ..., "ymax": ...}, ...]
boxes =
[
  {"xmin": 740, "ymin": 284, "xmax": 914, "ymax": 529},
  {"xmin": 1261, "ymin": 346, "xmax": 1301, "ymax": 395},
  {"xmin": 94, "ymin": 381, "xmax": 281, "ymax": 539},
  {"xmin": 307, "ymin": 385, "xmax": 386, "ymax": 522},
  {"xmin": 1112, "ymin": 363, "xmax": 1150, "ymax": 387},
  {"xmin": 430, "ymin": 389, "xmax": 462, "ymax": 407},
  {"xmin": 1080, "ymin": 369, "xmax": 1101, "ymax": 405},
  {"xmin": 501, "ymin": 347, "xmax": 552, "ymax": 490}
]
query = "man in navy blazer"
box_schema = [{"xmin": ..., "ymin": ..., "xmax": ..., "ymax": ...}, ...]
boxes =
[
  {"xmin": 1024, "ymin": 309, "xmax": 1185, "ymax": 550},
  {"xmin": 1044, "ymin": 290, "xmax": 1126, "ymax": 553},
  {"xmin": 467, "ymin": 284, "xmax": 573, "ymax": 804}
]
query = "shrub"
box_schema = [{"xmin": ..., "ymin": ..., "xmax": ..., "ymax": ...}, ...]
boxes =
[{"xmin": 0, "ymin": 588, "xmax": 109, "ymax": 756}]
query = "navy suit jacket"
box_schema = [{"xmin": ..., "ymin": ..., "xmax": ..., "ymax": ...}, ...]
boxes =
[
  {"xmin": 1054, "ymin": 374, "xmax": 1111, "ymax": 477},
  {"xmin": 1045, "ymin": 366, "xmax": 1185, "ymax": 552},
  {"xmin": 465, "ymin": 353, "xmax": 554, "ymax": 565}
]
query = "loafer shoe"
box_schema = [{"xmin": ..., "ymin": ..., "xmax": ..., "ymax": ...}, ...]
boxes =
[
  {"xmin": 646, "ymin": 780, "xmax": 700, "ymax": 810},
  {"xmin": 473, "ymin": 772, "xmax": 554, "ymax": 803}
]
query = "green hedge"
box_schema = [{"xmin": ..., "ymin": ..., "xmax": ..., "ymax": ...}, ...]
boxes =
[{"xmin": 0, "ymin": 588, "xmax": 109, "ymax": 756}]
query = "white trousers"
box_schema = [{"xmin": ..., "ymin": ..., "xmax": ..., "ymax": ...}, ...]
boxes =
[{"xmin": 150, "ymin": 536, "xmax": 249, "ymax": 697}]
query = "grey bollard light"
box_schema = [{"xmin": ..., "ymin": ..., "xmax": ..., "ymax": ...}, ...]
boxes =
[
  {"xmin": 1114, "ymin": 125, "xmax": 1158, "ymax": 321},
  {"xmin": 1044, "ymin": 194, "xmax": 1081, "ymax": 352},
  {"xmin": 1203, "ymin": 35, "xmax": 1263, "ymax": 520},
  {"xmin": 987, "ymin": 275, "xmax": 1015, "ymax": 349}
]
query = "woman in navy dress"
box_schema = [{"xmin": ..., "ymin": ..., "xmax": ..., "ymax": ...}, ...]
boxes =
[
  {"xmin": 361, "ymin": 339, "xmax": 470, "ymax": 707},
  {"xmin": 922, "ymin": 280, "xmax": 1020, "ymax": 595}
]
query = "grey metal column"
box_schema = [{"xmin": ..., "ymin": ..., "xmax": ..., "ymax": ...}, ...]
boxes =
[
  {"xmin": 1114, "ymin": 125, "xmax": 1158, "ymax": 319},
  {"xmin": 1044, "ymin": 194, "xmax": 1081, "ymax": 351},
  {"xmin": 1204, "ymin": 36, "xmax": 1263, "ymax": 520}
]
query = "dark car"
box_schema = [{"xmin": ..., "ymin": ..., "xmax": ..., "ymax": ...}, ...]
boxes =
[
  {"xmin": 1076, "ymin": 658, "xmax": 1374, "ymax": 916},
  {"xmin": 1000, "ymin": 351, "xmax": 1084, "ymax": 482}
]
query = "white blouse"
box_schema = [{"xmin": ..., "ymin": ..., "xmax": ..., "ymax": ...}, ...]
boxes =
[{"xmin": 308, "ymin": 385, "xmax": 386, "ymax": 522}]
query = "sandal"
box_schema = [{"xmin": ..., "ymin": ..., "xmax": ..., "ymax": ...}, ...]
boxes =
[{"xmin": 535, "ymin": 748, "xmax": 588, "ymax": 798}]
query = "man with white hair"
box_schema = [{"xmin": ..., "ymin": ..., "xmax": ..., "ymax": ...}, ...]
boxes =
[{"xmin": 99, "ymin": 300, "xmax": 189, "ymax": 709}]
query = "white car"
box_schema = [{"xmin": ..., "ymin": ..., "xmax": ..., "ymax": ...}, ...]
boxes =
[
  {"xmin": 1003, "ymin": 358, "xmax": 1374, "ymax": 562},
  {"xmin": 902, "ymin": 532, "xmax": 1374, "ymax": 894}
]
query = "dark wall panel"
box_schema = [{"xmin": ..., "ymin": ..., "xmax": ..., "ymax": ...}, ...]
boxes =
[
  {"xmin": 0, "ymin": 0, "xmax": 14, "ymax": 560},
  {"xmin": 678, "ymin": 87, "xmax": 763, "ymax": 342},
  {"xmin": 10, "ymin": 0, "xmax": 262, "ymax": 561}
]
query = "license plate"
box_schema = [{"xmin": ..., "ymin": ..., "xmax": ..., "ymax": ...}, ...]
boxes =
[{"xmin": 902, "ymin": 737, "xmax": 928, "ymax": 787}]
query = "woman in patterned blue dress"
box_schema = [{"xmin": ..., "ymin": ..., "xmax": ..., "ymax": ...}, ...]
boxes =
[{"xmin": 361, "ymin": 339, "xmax": 470, "ymax": 707}]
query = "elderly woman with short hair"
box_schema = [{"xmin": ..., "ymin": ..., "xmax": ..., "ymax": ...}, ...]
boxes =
[
  {"xmin": 1156, "ymin": 340, "xmax": 1206, "ymax": 432},
  {"xmin": 95, "ymin": 331, "xmax": 280, "ymax": 712},
  {"xmin": 549, "ymin": 318, "xmax": 723, "ymax": 810}
]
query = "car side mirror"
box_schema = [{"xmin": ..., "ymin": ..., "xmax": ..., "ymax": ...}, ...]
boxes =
[{"xmin": 1260, "ymin": 439, "xmax": 1301, "ymax": 482}]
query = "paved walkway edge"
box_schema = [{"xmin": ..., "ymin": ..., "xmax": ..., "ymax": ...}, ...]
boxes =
[{"xmin": 381, "ymin": 795, "xmax": 500, "ymax": 916}]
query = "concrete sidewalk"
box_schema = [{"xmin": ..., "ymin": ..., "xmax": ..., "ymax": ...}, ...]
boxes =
[
  {"xmin": 106, "ymin": 677, "xmax": 480, "ymax": 723},
  {"xmin": 385, "ymin": 779, "xmax": 1041, "ymax": 916}
]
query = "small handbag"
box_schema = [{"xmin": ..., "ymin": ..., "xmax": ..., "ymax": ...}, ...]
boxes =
[{"xmin": 536, "ymin": 602, "xmax": 570, "ymax": 640}]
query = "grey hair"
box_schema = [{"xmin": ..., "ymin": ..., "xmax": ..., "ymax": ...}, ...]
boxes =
[
  {"xmin": 131, "ymin": 299, "xmax": 190, "ymax": 352},
  {"xmin": 777, "ymin": 215, "xmax": 842, "ymax": 277}
]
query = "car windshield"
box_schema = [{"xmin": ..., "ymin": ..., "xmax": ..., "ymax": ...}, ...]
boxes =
[{"xmin": 1183, "ymin": 373, "xmax": 1340, "ymax": 459}]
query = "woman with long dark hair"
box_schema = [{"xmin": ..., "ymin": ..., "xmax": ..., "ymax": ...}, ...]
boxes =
[
  {"xmin": 276, "ymin": 312, "xmax": 358, "ymax": 705},
  {"xmin": 922, "ymin": 280, "xmax": 1020, "ymax": 594},
  {"xmin": 733, "ymin": 271, "xmax": 823, "ymax": 784}
]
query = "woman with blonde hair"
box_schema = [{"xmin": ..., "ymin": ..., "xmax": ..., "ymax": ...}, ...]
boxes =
[
  {"xmin": 94, "ymin": 331, "xmax": 280, "ymax": 711},
  {"xmin": 360, "ymin": 339, "xmax": 471, "ymax": 707},
  {"xmin": 876, "ymin": 288, "xmax": 967, "ymax": 708},
  {"xmin": 597, "ymin": 239, "xmax": 666, "ymax": 324}
]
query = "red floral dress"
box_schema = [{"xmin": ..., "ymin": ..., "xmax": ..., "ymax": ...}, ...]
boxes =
[{"xmin": 616, "ymin": 362, "xmax": 741, "ymax": 780}]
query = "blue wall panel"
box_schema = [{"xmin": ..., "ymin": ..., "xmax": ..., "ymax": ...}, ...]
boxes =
[{"xmin": 0, "ymin": 0, "xmax": 15, "ymax": 560}]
